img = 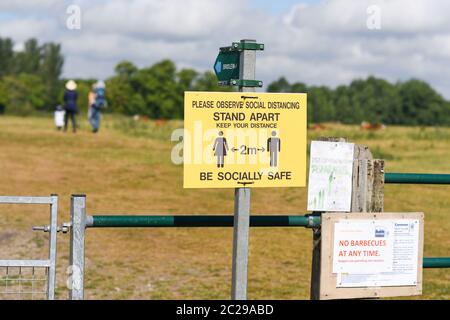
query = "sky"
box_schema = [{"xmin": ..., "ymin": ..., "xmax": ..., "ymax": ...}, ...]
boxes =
[{"xmin": 1, "ymin": 0, "xmax": 450, "ymax": 98}]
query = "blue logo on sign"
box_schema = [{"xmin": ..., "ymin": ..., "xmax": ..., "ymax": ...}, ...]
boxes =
[
  {"xmin": 375, "ymin": 227, "xmax": 385, "ymax": 237},
  {"xmin": 215, "ymin": 61, "xmax": 222, "ymax": 73}
]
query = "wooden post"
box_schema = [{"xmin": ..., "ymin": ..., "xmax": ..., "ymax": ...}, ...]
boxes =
[
  {"xmin": 310, "ymin": 139, "xmax": 385, "ymax": 299},
  {"xmin": 310, "ymin": 137, "xmax": 346, "ymax": 300},
  {"xmin": 310, "ymin": 220, "xmax": 322, "ymax": 300},
  {"xmin": 350, "ymin": 145, "xmax": 384, "ymax": 213},
  {"xmin": 351, "ymin": 145, "xmax": 373, "ymax": 212},
  {"xmin": 371, "ymin": 159, "xmax": 385, "ymax": 212}
]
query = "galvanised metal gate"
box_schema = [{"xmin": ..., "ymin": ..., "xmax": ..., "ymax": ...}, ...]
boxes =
[
  {"xmin": 68, "ymin": 169, "xmax": 450, "ymax": 299},
  {"xmin": 2, "ymin": 179, "xmax": 450, "ymax": 299},
  {"xmin": 0, "ymin": 195, "xmax": 58, "ymax": 300}
]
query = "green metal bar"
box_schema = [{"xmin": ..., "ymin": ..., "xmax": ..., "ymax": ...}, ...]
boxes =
[
  {"xmin": 90, "ymin": 215, "xmax": 450, "ymax": 268},
  {"xmin": 90, "ymin": 215, "xmax": 320, "ymax": 228},
  {"xmin": 423, "ymin": 257, "xmax": 450, "ymax": 268},
  {"xmin": 232, "ymin": 42, "xmax": 264, "ymax": 51},
  {"xmin": 219, "ymin": 42, "xmax": 264, "ymax": 53},
  {"xmin": 386, "ymin": 173, "xmax": 450, "ymax": 184},
  {"xmin": 229, "ymin": 79, "xmax": 263, "ymax": 87}
]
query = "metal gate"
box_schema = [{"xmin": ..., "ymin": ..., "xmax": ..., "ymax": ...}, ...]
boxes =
[{"xmin": 0, "ymin": 195, "xmax": 58, "ymax": 300}]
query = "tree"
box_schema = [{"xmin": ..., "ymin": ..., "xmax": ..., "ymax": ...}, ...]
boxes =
[
  {"xmin": 0, "ymin": 37, "xmax": 14, "ymax": 77},
  {"xmin": 106, "ymin": 76, "xmax": 134, "ymax": 114},
  {"xmin": 13, "ymin": 38, "xmax": 41, "ymax": 74},
  {"xmin": 0, "ymin": 80, "xmax": 7, "ymax": 114},
  {"xmin": 115, "ymin": 60, "xmax": 138, "ymax": 78},
  {"xmin": 2, "ymin": 74, "xmax": 46, "ymax": 116},
  {"xmin": 266, "ymin": 75, "xmax": 450, "ymax": 126},
  {"xmin": 291, "ymin": 82, "xmax": 307, "ymax": 93},
  {"xmin": 398, "ymin": 79, "xmax": 449, "ymax": 125},
  {"xmin": 106, "ymin": 61, "xmax": 138, "ymax": 114},
  {"xmin": 0, "ymin": 37, "xmax": 65, "ymax": 114},
  {"xmin": 267, "ymin": 77, "xmax": 291, "ymax": 93},
  {"xmin": 39, "ymin": 43, "xmax": 64, "ymax": 110},
  {"xmin": 192, "ymin": 71, "xmax": 231, "ymax": 92},
  {"xmin": 177, "ymin": 68, "xmax": 198, "ymax": 92},
  {"xmin": 136, "ymin": 59, "xmax": 181, "ymax": 118},
  {"xmin": 308, "ymin": 86, "xmax": 335, "ymax": 123},
  {"xmin": 334, "ymin": 86, "xmax": 353, "ymax": 123}
]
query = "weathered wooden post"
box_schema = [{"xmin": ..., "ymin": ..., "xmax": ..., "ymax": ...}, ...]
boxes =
[
  {"xmin": 309, "ymin": 138, "xmax": 385, "ymax": 299},
  {"xmin": 351, "ymin": 145, "xmax": 384, "ymax": 213}
]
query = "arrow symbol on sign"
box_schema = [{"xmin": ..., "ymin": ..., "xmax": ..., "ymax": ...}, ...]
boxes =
[
  {"xmin": 238, "ymin": 181, "xmax": 254, "ymax": 186},
  {"xmin": 258, "ymin": 147, "xmax": 265, "ymax": 152},
  {"xmin": 214, "ymin": 61, "xmax": 222, "ymax": 74},
  {"xmin": 231, "ymin": 147, "xmax": 239, "ymax": 152}
]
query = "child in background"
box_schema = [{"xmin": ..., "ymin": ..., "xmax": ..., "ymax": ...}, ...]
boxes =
[{"xmin": 54, "ymin": 105, "xmax": 65, "ymax": 130}]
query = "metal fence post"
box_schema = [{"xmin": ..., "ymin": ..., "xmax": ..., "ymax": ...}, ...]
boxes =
[
  {"xmin": 47, "ymin": 194, "xmax": 58, "ymax": 300},
  {"xmin": 231, "ymin": 39, "xmax": 256, "ymax": 300},
  {"xmin": 69, "ymin": 194, "xmax": 86, "ymax": 300},
  {"xmin": 232, "ymin": 187, "xmax": 251, "ymax": 300}
]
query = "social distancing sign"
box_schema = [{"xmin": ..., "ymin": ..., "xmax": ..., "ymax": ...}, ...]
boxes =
[{"xmin": 183, "ymin": 92, "xmax": 307, "ymax": 188}]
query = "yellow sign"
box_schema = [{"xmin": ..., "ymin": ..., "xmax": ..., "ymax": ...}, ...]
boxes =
[{"xmin": 183, "ymin": 92, "xmax": 307, "ymax": 188}]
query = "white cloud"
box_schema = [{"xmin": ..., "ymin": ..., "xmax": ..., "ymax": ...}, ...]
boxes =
[
  {"xmin": 82, "ymin": 0, "xmax": 246, "ymax": 41},
  {"xmin": 0, "ymin": 18, "xmax": 55, "ymax": 42},
  {"xmin": 0, "ymin": 0, "xmax": 62, "ymax": 11},
  {"xmin": 1, "ymin": 0, "xmax": 450, "ymax": 98}
]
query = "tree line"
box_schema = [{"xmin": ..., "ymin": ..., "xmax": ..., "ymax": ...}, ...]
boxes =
[
  {"xmin": 0, "ymin": 37, "xmax": 63, "ymax": 115},
  {"xmin": 1, "ymin": 37, "xmax": 450, "ymax": 125},
  {"xmin": 106, "ymin": 60, "xmax": 231, "ymax": 119},
  {"xmin": 268, "ymin": 77, "xmax": 450, "ymax": 125}
]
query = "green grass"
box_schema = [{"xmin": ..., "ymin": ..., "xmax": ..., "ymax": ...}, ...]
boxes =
[{"xmin": 0, "ymin": 115, "xmax": 449, "ymax": 300}]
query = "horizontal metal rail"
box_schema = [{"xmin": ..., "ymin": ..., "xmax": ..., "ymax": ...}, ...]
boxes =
[
  {"xmin": 385, "ymin": 173, "xmax": 450, "ymax": 185},
  {"xmin": 88, "ymin": 215, "xmax": 321, "ymax": 228},
  {"xmin": 0, "ymin": 260, "xmax": 51, "ymax": 267},
  {"xmin": 383, "ymin": 172, "xmax": 450, "ymax": 268},
  {"xmin": 0, "ymin": 196, "xmax": 54, "ymax": 204},
  {"xmin": 423, "ymin": 257, "xmax": 450, "ymax": 268},
  {"xmin": 88, "ymin": 215, "xmax": 450, "ymax": 268}
]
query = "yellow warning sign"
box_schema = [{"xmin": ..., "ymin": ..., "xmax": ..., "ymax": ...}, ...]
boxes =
[{"xmin": 183, "ymin": 92, "xmax": 307, "ymax": 188}]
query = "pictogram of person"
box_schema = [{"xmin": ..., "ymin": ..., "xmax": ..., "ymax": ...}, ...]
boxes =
[
  {"xmin": 267, "ymin": 131, "xmax": 281, "ymax": 167},
  {"xmin": 213, "ymin": 131, "xmax": 229, "ymax": 168}
]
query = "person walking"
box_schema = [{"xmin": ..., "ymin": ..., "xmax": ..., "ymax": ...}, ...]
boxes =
[
  {"xmin": 63, "ymin": 80, "xmax": 78, "ymax": 133},
  {"xmin": 87, "ymin": 84, "xmax": 95, "ymax": 121},
  {"xmin": 88, "ymin": 80, "xmax": 107, "ymax": 133}
]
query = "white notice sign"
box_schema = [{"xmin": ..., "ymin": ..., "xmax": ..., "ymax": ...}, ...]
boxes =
[
  {"xmin": 333, "ymin": 220, "xmax": 394, "ymax": 274},
  {"xmin": 336, "ymin": 219, "xmax": 420, "ymax": 287},
  {"xmin": 307, "ymin": 141, "xmax": 354, "ymax": 212}
]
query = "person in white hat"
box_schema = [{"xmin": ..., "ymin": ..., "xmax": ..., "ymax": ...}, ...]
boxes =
[{"xmin": 63, "ymin": 80, "xmax": 79, "ymax": 133}]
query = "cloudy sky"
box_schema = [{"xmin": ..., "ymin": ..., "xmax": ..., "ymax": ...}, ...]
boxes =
[{"xmin": 1, "ymin": 0, "xmax": 450, "ymax": 97}]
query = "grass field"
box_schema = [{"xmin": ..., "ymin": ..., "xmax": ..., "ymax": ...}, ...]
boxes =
[{"xmin": 0, "ymin": 115, "xmax": 449, "ymax": 300}]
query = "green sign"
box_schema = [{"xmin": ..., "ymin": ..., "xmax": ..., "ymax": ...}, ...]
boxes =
[{"xmin": 213, "ymin": 50, "xmax": 240, "ymax": 85}]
